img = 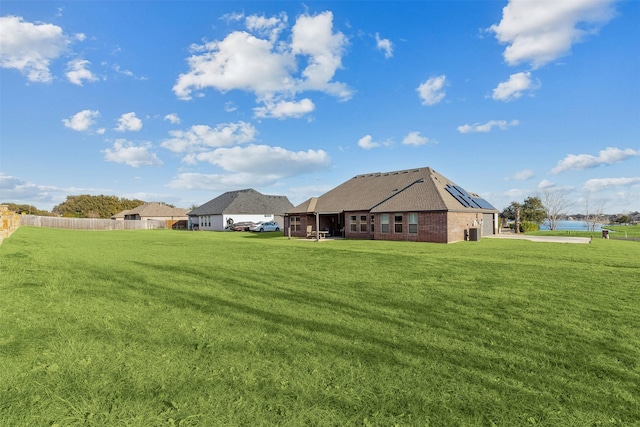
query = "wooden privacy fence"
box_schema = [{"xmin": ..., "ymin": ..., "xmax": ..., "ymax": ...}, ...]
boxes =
[{"xmin": 20, "ymin": 215, "xmax": 167, "ymax": 230}]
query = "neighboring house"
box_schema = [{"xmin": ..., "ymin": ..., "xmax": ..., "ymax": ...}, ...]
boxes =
[
  {"xmin": 111, "ymin": 202, "xmax": 189, "ymax": 228},
  {"xmin": 188, "ymin": 189, "xmax": 294, "ymax": 231},
  {"xmin": 285, "ymin": 167, "xmax": 499, "ymax": 243}
]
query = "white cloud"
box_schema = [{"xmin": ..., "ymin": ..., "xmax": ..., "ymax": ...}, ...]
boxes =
[
  {"xmin": 357, "ymin": 135, "xmax": 380, "ymax": 150},
  {"xmin": 583, "ymin": 177, "xmax": 640, "ymax": 192},
  {"xmin": 552, "ymin": 147, "xmax": 640, "ymax": 174},
  {"xmin": 65, "ymin": 58, "xmax": 97, "ymax": 85},
  {"xmin": 245, "ymin": 12, "xmax": 288, "ymax": 42},
  {"xmin": 161, "ymin": 121, "xmax": 257, "ymax": 153},
  {"xmin": 0, "ymin": 173, "xmax": 65, "ymax": 209},
  {"xmin": 167, "ymin": 144, "xmax": 330, "ymax": 190},
  {"xmin": 164, "ymin": 113, "xmax": 181, "ymax": 124},
  {"xmin": 103, "ymin": 139, "xmax": 162, "ymax": 167},
  {"xmin": 492, "ymin": 72, "xmax": 538, "ymax": 101},
  {"xmin": 290, "ymin": 11, "xmax": 350, "ymax": 98},
  {"xmin": 537, "ymin": 179, "xmax": 556, "ymax": 189},
  {"xmin": 490, "ymin": 0, "xmax": 616, "ymax": 68},
  {"xmin": 173, "ymin": 11, "xmax": 351, "ymax": 117},
  {"xmin": 174, "ymin": 31, "xmax": 294, "ymax": 99},
  {"xmin": 509, "ymin": 169, "xmax": 535, "ymax": 181},
  {"xmin": 62, "ymin": 109, "xmax": 100, "ymax": 132},
  {"xmin": 254, "ymin": 98, "xmax": 315, "ymax": 119},
  {"xmin": 0, "ymin": 15, "xmax": 70, "ymax": 82},
  {"xmin": 115, "ymin": 112, "xmax": 143, "ymax": 132},
  {"xmin": 188, "ymin": 144, "xmax": 330, "ymax": 174},
  {"xmin": 221, "ymin": 11, "xmax": 245, "ymax": 24},
  {"xmin": 375, "ymin": 33, "xmax": 393, "ymax": 58},
  {"xmin": 458, "ymin": 119, "xmax": 520, "ymax": 133},
  {"xmin": 417, "ymin": 75, "xmax": 446, "ymax": 106},
  {"xmin": 402, "ymin": 131, "xmax": 429, "ymax": 146},
  {"xmin": 167, "ymin": 172, "xmax": 260, "ymax": 191}
]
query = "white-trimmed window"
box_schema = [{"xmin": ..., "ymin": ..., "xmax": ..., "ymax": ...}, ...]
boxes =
[
  {"xmin": 350, "ymin": 215, "xmax": 357, "ymax": 232},
  {"xmin": 381, "ymin": 214, "xmax": 389, "ymax": 233},
  {"xmin": 291, "ymin": 216, "xmax": 300, "ymax": 232},
  {"xmin": 394, "ymin": 214, "xmax": 403, "ymax": 233},
  {"xmin": 408, "ymin": 212, "xmax": 418, "ymax": 234},
  {"xmin": 360, "ymin": 215, "xmax": 367, "ymax": 232},
  {"xmin": 370, "ymin": 214, "xmax": 375, "ymax": 233}
]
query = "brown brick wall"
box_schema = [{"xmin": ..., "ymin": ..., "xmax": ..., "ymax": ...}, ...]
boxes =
[
  {"xmin": 447, "ymin": 211, "xmax": 483, "ymax": 243},
  {"xmin": 284, "ymin": 210, "xmax": 491, "ymax": 243},
  {"xmin": 344, "ymin": 211, "xmax": 373, "ymax": 239}
]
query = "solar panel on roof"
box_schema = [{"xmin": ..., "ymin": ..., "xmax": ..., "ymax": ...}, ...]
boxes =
[{"xmin": 445, "ymin": 184, "xmax": 495, "ymax": 210}]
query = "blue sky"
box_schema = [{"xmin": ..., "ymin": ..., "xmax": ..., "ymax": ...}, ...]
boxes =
[{"xmin": 1, "ymin": 1, "xmax": 639, "ymax": 214}]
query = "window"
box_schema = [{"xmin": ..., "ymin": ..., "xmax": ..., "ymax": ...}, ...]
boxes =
[
  {"xmin": 371, "ymin": 214, "xmax": 375, "ymax": 233},
  {"xmin": 408, "ymin": 212, "xmax": 418, "ymax": 233},
  {"xmin": 394, "ymin": 214, "xmax": 403, "ymax": 233},
  {"xmin": 350, "ymin": 215, "xmax": 357, "ymax": 232},
  {"xmin": 360, "ymin": 215, "xmax": 367, "ymax": 232},
  {"xmin": 291, "ymin": 216, "xmax": 300, "ymax": 232},
  {"xmin": 381, "ymin": 214, "xmax": 389, "ymax": 233}
]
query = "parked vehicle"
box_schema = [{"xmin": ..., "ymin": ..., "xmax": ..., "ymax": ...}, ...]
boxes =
[
  {"xmin": 249, "ymin": 221, "xmax": 280, "ymax": 232},
  {"xmin": 226, "ymin": 221, "xmax": 255, "ymax": 231}
]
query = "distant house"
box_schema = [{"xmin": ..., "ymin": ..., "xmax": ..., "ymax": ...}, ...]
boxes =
[
  {"xmin": 111, "ymin": 202, "xmax": 189, "ymax": 228},
  {"xmin": 285, "ymin": 167, "xmax": 499, "ymax": 243},
  {"xmin": 188, "ymin": 189, "xmax": 294, "ymax": 231}
]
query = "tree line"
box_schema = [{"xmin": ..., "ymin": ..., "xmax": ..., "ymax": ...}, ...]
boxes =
[
  {"xmin": 2, "ymin": 195, "xmax": 154, "ymax": 219},
  {"xmin": 501, "ymin": 189, "xmax": 634, "ymax": 231}
]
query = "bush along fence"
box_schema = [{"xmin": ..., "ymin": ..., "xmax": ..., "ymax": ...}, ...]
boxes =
[
  {"xmin": 20, "ymin": 215, "xmax": 167, "ymax": 230},
  {"xmin": 1, "ymin": 205, "xmax": 21, "ymax": 245}
]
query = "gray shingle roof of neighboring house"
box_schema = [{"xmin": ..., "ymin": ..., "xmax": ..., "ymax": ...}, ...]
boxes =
[
  {"xmin": 112, "ymin": 202, "xmax": 189, "ymax": 219},
  {"xmin": 288, "ymin": 167, "xmax": 497, "ymax": 214},
  {"xmin": 188, "ymin": 189, "xmax": 293, "ymax": 216}
]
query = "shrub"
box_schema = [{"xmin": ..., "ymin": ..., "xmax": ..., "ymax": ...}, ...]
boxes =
[{"xmin": 520, "ymin": 221, "xmax": 539, "ymax": 233}]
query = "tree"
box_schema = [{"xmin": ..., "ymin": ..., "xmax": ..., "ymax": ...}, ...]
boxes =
[
  {"xmin": 0, "ymin": 203, "xmax": 53, "ymax": 216},
  {"xmin": 501, "ymin": 201, "xmax": 522, "ymax": 222},
  {"xmin": 52, "ymin": 195, "xmax": 146, "ymax": 218},
  {"xmin": 540, "ymin": 189, "xmax": 573, "ymax": 231},
  {"xmin": 584, "ymin": 193, "xmax": 606, "ymax": 232},
  {"xmin": 521, "ymin": 196, "xmax": 546, "ymax": 225},
  {"xmin": 616, "ymin": 215, "xmax": 630, "ymax": 225},
  {"xmin": 503, "ymin": 197, "xmax": 545, "ymax": 224}
]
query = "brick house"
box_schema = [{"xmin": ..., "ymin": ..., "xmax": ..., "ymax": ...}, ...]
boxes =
[{"xmin": 284, "ymin": 167, "xmax": 499, "ymax": 243}]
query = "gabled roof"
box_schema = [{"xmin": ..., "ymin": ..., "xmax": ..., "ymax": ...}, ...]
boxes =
[
  {"xmin": 120, "ymin": 202, "xmax": 189, "ymax": 218},
  {"xmin": 288, "ymin": 167, "xmax": 497, "ymax": 214},
  {"xmin": 188, "ymin": 189, "xmax": 294, "ymax": 216}
]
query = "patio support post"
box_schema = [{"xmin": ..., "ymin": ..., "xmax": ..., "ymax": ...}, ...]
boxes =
[{"xmin": 315, "ymin": 212, "xmax": 320, "ymax": 242}]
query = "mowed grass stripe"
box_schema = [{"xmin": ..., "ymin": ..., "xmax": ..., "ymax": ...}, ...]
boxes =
[{"xmin": 1, "ymin": 227, "xmax": 638, "ymax": 426}]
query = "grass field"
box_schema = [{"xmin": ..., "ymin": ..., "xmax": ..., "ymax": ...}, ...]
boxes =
[
  {"xmin": 1, "ymin": 227, "xmax": 639, "ymax": 426},
  {"xmin": 527, "ymin": 224, "xmax": 640, "ymax": 239}
]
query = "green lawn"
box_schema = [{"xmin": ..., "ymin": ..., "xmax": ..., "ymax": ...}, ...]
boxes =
[
  {"xmin": 1, "ymin": 227, "xmax": 639, "ymax": 426},
  {"xmin": 526, "ymin": 224, "xmax": 640, "ymax": 239}
]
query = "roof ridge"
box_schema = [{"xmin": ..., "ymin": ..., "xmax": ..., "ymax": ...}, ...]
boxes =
[{"xmin": 369, "ymin": 178, "xmax": 425, "ymax": 210}]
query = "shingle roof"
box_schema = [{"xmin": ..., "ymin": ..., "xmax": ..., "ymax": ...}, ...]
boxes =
[
  {"xmin": 112, "ymin": 203, "xmax": 189, "ymax": 219},
  {"xmin": 288, "ymin": 167, "xmax": 497, "ymax": 214},
  {"xmin": 188, "ymin": 189, "xmax": 294, "ymax": 216},
  {"xmin": 129, "ymin": 203, "xmax": 189, "ymax": 217}
]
